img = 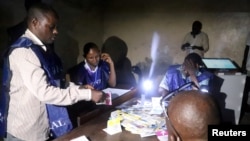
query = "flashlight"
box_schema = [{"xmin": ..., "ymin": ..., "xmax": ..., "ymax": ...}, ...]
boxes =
[
  {"xmin": 140, "ymin": 79, "xmax": 153, "ymax": 106},
  {"xmin": 142, "ymin": 79, "xmax": 153, "ymax": 91}
]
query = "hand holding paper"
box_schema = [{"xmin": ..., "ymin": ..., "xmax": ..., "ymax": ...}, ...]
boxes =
[{"xmin": 96, "ymin": 91, "xmax": 112, "ymax": 105}]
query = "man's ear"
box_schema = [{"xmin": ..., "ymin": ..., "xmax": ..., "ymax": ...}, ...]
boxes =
[{"xmin": 31, "ymin": 18, "xmax": 39, "ymax": 27}]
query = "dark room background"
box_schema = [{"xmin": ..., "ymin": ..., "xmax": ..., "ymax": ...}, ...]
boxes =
[{"xmin": 1, "ymin": 0, "xmax": 250, "ymax": 83}]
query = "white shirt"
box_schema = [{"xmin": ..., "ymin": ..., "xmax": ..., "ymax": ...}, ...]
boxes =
[
  {"xmin": 7, "ymin": 29, "xmax": 91, "ymax": 141},
  {"xmin": 182, "ymin": 31, "xmax": 209, "ymax": 57}
]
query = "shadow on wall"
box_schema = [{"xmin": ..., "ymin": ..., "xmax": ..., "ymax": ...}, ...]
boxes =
[
  {"xmin": 135, "ymin": 47, "xmax": 174, "ymax": 84},
  {"xmin": 102, "ymin": 36, "xmax": 137, "ymax": 88},
  {"xmin": 210, "ymin": 75, "xmax": 235, "ymax": 124}
]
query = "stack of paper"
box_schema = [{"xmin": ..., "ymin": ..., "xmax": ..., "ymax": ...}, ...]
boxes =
[{"xmin": 105, "ymin": 97, "xmax": 167, "ymax": 138}]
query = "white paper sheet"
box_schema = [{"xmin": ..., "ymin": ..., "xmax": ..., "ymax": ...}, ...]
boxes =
[
  {"xmin": 70, "ymin": 135, "xmax": 89, "ymax": 141},
  {"xmin": 102, "ymin": 88, "xmax": 131, "ymax": 99}
]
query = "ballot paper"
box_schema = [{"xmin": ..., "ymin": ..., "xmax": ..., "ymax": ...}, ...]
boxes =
[
  {"xmin": 107, "ymin": 96, "xmax": 167, "ymax": 138},
  {"xmin": 70, "ymin": 135, "xmax": 89, "ymax": 141},
  {"xmin": 103, "ymin": 117, "xmax": 122, "ymax": 135},
  {"xmin": 102, "ymin": 88, "xmax": 131, "ymax": 99},
  {"xmin": 149, "ymin": 97, "xmax": 163, "ymax": 115},
  {"xmin": 156, "ymin": 130, "xmax": 168, "ymax": 141}
]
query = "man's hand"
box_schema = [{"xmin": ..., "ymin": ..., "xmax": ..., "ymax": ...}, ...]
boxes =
[
  {"xmin": 182, "ymin": 59, "xmax": 200, "ymax": 89},
  {"xmin": 181, "ymin": 43, "xmax": 190, "ymax": 50},
  {"xmin": 90, "ymin": 89, "xmax": 105, "ymax": 103},
  {"xmin": 183, "ymin": 59, "xmax": 197, "ymax": 76},
  {"xmin": 192, "ymin": 46, "xmax": 204, "ymax": 51},
  {"xmin": 80, "ymin": 84, "xmax": 94, "ymax": 89}
]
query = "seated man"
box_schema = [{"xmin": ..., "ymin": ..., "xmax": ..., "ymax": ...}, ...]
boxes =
[
  {"xmin": 165, "ymin": 90, "xmax": 221, "ymax": 141},
  {"xmin": 158, "ymin": 53, "xmax": 213, "ymax": 98}
]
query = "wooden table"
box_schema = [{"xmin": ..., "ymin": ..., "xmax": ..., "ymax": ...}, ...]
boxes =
[{"xmin": 54, "ymin": 89, "xmax": 159, "ymax": 141}]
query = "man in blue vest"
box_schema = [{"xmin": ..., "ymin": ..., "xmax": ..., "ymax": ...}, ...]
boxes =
[
  {"xmin": 0, "ymin": 3, "xmax": 104, "ymax": 141},
  {"xmin": 158, "ymin": 53, "xmax": 213, "ymax": 99}
]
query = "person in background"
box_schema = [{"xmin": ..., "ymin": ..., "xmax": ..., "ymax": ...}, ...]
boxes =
[
  {"xmin": 0, "ymin": 3, "xmax": 104, "ymax": 141},
  {"xmin": 66, "ymin": 42, "xmax": 116, "ymax": 90},
  {"xmin": 165, "ymin": 90, "xmax": 220, "ymax": 141},
  {"xmin": 158, "ymin": 53, "xmax": 213, "ymax": 98},
  {"xmin": 66, "ymin": 42, "xmax": 116, "ymax": 127},
  {"xmin": 102, "ymin": 36, "xmax": 137, "ymax": 89},
  {"xmin": 181, "ymin": 20, "xmax": 209, "ymax": 57}
]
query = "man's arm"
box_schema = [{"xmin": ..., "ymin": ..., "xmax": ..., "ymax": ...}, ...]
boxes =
[
  {"xmin": 101, "ymin": 53, "xmax": 116, "ymax": 87},
  {"xmin": 158, "ymin": 87, "xmax": 169, "ymax": 97},
  {"xmin": 11, "ymin": 48, "xmax": 97, "ymax": 105},
  {"xmin": 181, "ymin": 43, "xmax": 190, "ymax": 51},
  {"xmin": 158, "ymin": 75, "xmax": 169, "ymax": 97},
  {"xmin": 202, "ymin": 32, "xmax": 209, "ymax": 52},
  {"xmin": 181, "ymin": 33, "xmax": 191, "ymax": 51}
]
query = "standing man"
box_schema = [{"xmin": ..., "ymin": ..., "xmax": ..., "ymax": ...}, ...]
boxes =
[
  {"xmin": 0, "ymin": 3, "xmax": 103, "ymax": 141},
  {"xmin": 181, "ymin": 20, "xmax": 209, "ymax": 57}
]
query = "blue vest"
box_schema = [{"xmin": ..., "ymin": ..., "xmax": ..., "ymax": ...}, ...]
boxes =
[
  {"xmin": 0, "ymin": 37, "xmax": 72, "ymax": 138},
  {"xmin": 167, "ymin": 65, "xmax": 213, "ymax": 92},
  {"xmin": 70, "ymin": 61, "xmax": 109, "ymax": 90}
]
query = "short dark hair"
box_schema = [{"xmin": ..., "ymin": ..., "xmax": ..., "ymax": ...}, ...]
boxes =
[
  {"xmin": 185, "ymin": 53, "xmax": 204, "ymax": 67},
  {"xmin": 27, "ymin": 2, "xmax": 59, "ymax": 23},
  {"xmin": 24, "ymin": 0, "xmax": 41, "ymax": 11}
]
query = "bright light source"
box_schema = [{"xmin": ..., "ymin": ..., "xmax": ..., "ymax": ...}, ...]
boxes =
[{"xmin": 142, "ymin": 79, "xmax": 153, "ymax": 91}]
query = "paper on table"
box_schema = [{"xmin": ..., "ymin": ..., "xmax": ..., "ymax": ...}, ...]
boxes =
[
  {"xmin": 70, "ymin": 135, "xmax": 89, "ymax": 141},
  {"xmin": 156, "ymin": 130, "xmax": 168, "ymax": 141},
  {"xmin": 103, "ymin": 118, "xmax": 122, "ymax": 135},
  {"xmin": 102, "ymin": 88, "xmax": 131, "ymax": 99},
  {"xmin": 149, "ymin": 97, "xmax": 163, "ymax": 115}
]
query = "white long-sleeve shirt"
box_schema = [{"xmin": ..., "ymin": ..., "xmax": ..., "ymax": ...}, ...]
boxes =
[
  {"xmin": 182, "ymin": 31, "xmax": 209, "ymax": 57},
  {"xmin": 7, "ymin": 29, "xmax": 91, "ymax": 141}
]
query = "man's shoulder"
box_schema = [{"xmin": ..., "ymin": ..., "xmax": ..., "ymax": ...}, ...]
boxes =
[
  {"xmin": 68, "ymin": 62, "xmax": 85, "ymax": 72},
  {"xmin": 200, "ymin": 69, "xmax": 214, "ymax": 78},
  {"xmin": 200, "ymin": 31, "xmax": 208, "ymax": 37},
  {"xmin": 167, "ymin": 64, "xmax": 182, "ymax": 73},
  {"xmin": 168, "ymin": 64, "xmax": 181, "ymax": 69}
]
